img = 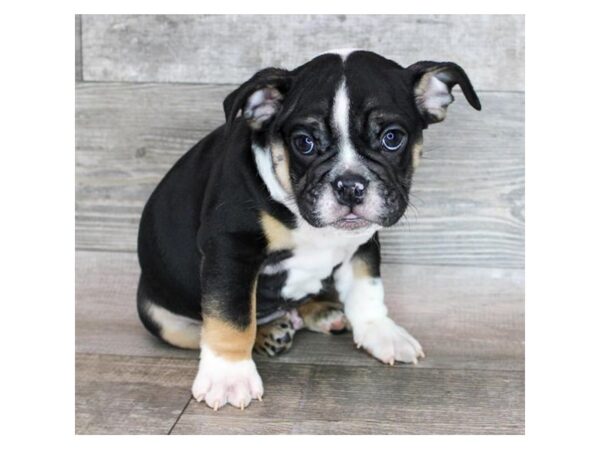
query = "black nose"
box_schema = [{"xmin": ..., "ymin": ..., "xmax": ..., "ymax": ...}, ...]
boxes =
[{"xmin": 331, "ymin": 174, "xmax": 369, "ymax": 207}]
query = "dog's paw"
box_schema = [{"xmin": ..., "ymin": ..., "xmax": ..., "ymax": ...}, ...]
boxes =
[
  {"xmin": 300, "ymin": 301, "xmax": 350, "ymax": 334},
  {"xmin": 192, "ymin": 348, "xmax": 263, "ymax": 410},
  {"xmin": 352, "ymin": 317, "xmax": 424, "ymax": 365},
  {"xmin": 255, "ymin": 314, "xmax": 297, "ymax": 357}
]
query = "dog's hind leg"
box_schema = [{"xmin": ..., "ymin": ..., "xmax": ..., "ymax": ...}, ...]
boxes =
[
  {"xmin": 137, "ymin": 275, "xmax": 201, "ymax": 350},
  {"xmin": 254, "ymin": 297, "xmax": 350, "ymax": 357},
  {"xmin": 296, "ymin": 298, "xmax": 350, "ymax": 335}
]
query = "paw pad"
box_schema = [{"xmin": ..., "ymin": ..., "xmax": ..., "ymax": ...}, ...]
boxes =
[{"xmin": 254, "ymin": 315, "xmax": 297, "ymax": 356}]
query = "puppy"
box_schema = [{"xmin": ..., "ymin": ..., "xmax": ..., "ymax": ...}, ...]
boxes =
[{"xmin": 136, "ymin": 50, "xmax": 481, "ymax": 410}]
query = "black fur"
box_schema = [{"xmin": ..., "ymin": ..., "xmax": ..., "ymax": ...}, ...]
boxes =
[{"xmin": 137, "ymin": 51, "xmax": 480, "ymax": 341}]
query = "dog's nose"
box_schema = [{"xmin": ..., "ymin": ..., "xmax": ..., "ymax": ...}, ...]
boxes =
[{"xmin": 331, "ymin": 174, "xmax": 369, "ymax": 207}]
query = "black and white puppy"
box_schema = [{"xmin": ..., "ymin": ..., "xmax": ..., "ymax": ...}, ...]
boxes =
[{"xmin": 137, "ymin": 50, "xmax": 481, "ymax": 410}]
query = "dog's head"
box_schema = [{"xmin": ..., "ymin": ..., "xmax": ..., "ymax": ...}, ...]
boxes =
[{"xmin": 224, "ymin": 50, "xmax": 481, "ymax": 230}]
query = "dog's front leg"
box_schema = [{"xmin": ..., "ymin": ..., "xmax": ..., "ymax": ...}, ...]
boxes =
[
  {"xmin": 336, "ymin": 234, "xmax": 425, "ymax": 365},
  {"xmin": 192, "ymin": 236, "xmax": 263, "ymax": 410}
]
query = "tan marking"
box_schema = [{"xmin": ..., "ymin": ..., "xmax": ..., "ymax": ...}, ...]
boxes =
[
  {"xmin": 351, "ymin": 258, "xmax": 372, "ymax": 279},
  {"xmin": 201, "ymin": 317, "xmax": 256, "ymax": 361},
  {"xmin": 260, "ymin": 211, "xmax": 294, "ymax": 251},
  {"xmin": 412, "ymin": 137, "xmax": 424, "ymax": 169},
  {"xmin": 297, "ymin": 296, "xmax": 348, "ymax": 334},
  {"xmin": 297, "ymin": 299, "xmax": 339, "ymax": 320},
  {"xmin": 201, "ymin": 285, "xmax": 257, "ymax": 361},
  {"xmin": 297, "ymin": 299, "xmax": 331, "ymax": 319},
  {"xmin": 271, "ymin": 142, "xmax": 293, "ymax": 193}
]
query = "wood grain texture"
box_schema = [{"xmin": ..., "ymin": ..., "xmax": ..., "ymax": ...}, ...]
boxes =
[
  {"xmin": 76, "ymin": 250, "xmax": 523, "ymax": 371},
  {"xmin": 76, "ymin": 83, "xmax": 524, "ymax": 268},
  {"xmin": 172, "ymin": 362, "xmax": 524, "ymax": 434},
  {"xmin": 76, "ymin": 15, "xmax": 82, "ymax": 81},
  {"xmin": 76, "ymin": 353, "xmax": 194, "ymax": 434},
  {"xmin": 80, "ymin": 14, "xmax": 524, "ymax": 91},
  {"xmin": 75, "ymin": 353, "xmax": 523, "ymax": 435}
]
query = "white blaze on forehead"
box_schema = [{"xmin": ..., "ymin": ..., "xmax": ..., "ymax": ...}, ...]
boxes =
[
  {"xmin": 317, "ymin": 48, "xmax": 359, "ymax": 61},
  {"xmin": 332, "ymin": 80, "xmax": 359, "ymax": 168}
]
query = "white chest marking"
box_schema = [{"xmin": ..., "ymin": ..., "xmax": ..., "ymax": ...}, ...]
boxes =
[
  {"xmin": 278, "ymin": 223, "xmax": 374, "ymax": 300},
  {"xmin": 281, "ymin": 246, "xmax": 345, "ymax": 300}
]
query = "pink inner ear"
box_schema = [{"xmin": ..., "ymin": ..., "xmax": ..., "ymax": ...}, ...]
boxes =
[
  {"xmin": 415, "ymin": 73, "xmax": 454, "ymax": 123},
  {"xmin": 244, "ymin": 87, "xmax": 284, "ymax": 129}
]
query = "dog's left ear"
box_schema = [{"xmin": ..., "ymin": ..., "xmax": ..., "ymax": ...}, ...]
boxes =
[
  {"xmin": 408, "ymin": 61, "xmax": 481, "ymax": 124},
  {"xmin": 223, "ymin": 67, "xmax": 292, "ymax": 131}
]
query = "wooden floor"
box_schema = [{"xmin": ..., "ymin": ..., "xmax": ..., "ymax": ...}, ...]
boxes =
[
  {"xmin": 76, "ymin": 251, "xmax": 524, "ymax": 434},
  {"xmin": 75, "ymin": 15, "xmax": 524, "ymax": 434}
]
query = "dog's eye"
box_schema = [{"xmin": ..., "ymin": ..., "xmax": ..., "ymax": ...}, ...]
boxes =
[
  {"xmin": 381, "ymin": 128, "xmax": 408, "ymax": 152},
  {"xmin": 292, "ymin": 134, "xmax": 316, "ymax": 155}
]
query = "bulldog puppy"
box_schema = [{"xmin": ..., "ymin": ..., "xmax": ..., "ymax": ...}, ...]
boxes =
[{"xmin": 136, "ymin": 50, "xmax": 481, "ymax": 410}]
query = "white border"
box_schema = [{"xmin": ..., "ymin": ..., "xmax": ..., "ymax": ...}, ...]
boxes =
[{"xmin": 3, "ymin": 1, "xmax": 600, "ymax": 448}]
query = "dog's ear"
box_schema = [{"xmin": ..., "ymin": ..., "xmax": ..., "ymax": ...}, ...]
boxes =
[
  {"xmin": 223, "ymin": 67, "xmax": 292, "ymax": 131},
  {"xmin": 408, "ymin": 61, "xmax": 481, "ymax": 124}
]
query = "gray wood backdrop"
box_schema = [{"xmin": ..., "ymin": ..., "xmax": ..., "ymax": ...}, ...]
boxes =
[
  {"xmin": 75, "ymin": 14, "xmax": 525, "ymax": 435},
  {"xmin": 76, "ymin": 14, "xmax": 524, "ymax": 269}
]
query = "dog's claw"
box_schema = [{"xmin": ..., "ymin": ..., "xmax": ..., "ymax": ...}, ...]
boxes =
[
  {"xmin": 240, "ymin": 402, "xmax": 244, "ymax": 411},
  {"xmin": 258, "ymin": 395, "xmax": 263, "ymax": 402},
  {"xmin": 213, "ymin": 402, "xmax": 219, "ymax": 411}
]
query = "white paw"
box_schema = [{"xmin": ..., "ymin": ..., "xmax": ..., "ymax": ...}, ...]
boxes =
[
  {"xmin": 353, "ymin": 317, "xmax": 425, "ymax": 365},
  {"xmin": 192, "ymin": 347, "xmax": 264, "ymax": 410}
]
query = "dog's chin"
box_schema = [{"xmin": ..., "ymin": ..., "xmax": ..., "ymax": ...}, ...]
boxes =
[
  {"xmin": 299, "ymin": 208, "xmax": 380, "ymax": 231},
  {"xmin": 298, "ymin": 198, "xmax": 398, "ymax": 231},
  {"xmin": 331, "ymin": 213, "xmax": 375, "ymax": 231},
  {"xmin": 328, "ymin": 206, "xmax": 406, "ymax": 231}
]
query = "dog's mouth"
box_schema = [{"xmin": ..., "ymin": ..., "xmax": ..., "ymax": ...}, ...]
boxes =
[{"xmin": 331, "ymin": 213, "xmax": 374, "ymax": 230}]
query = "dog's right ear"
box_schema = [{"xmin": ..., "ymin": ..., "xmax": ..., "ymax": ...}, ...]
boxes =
[{"xmin": 223, "ymin": 68, "xmax": 292, "ymax": 131}]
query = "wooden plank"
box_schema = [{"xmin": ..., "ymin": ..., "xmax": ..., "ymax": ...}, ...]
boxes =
[
  {"xmin": 76, "ymin": 83, "xmax": 524, "ymax": 268},
  {"xmin": 171, "ymin": 362, "xmax": 524, "ymax": 434},
  {"xmin": 76, "ymin": 353, "xmax": 523, "ymax": 435},
  {"xmin": 76, "ymin": 15, "xmax": 82, "ymax": 81},
  {"xmin": 76, "ymin": 250, "xmax": 524, "ymax": 371},
  {"xmin": 76, "ymin": 249, "xmax": 195, "ymax": 360},
  {"xmin": 75, "ymin": 353, "xmax": 194, "ymax": 434},
  {"xmin": 81, "ymin": 15, "xmax": 524, "ymax": 91}
]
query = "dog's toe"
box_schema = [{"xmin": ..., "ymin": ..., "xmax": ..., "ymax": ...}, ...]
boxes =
[{"xmin": 254, "ymin": 315, "xmax": 297, "ymax": 356}]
